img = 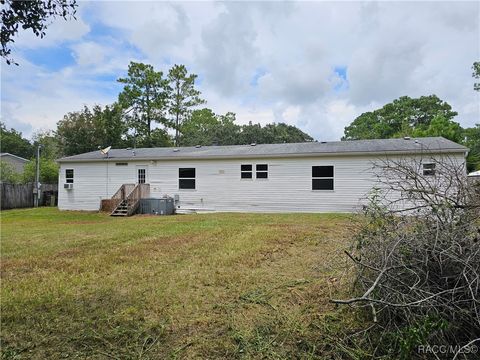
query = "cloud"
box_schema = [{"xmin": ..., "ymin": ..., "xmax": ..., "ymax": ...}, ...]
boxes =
[
  {"xmin": 1, "ymin": 1, "xmax": 478, "ymax": 142},
  {"xmin": 71, "ymin": 41, "xmax": 107, "ymax": 66},
  {"xmin": 1, "ymin": 55, "xmax": 116, "ymax": 133},
  {"xmin": 130, "ymin": 5, "xmax": 190, "ymax": 60},
  {"xmin": 12, "ymin": 16, "xmax": 90, "ymax": 50},
  {"xmin": 195, "ymin": 2, "xmax": 260, "ymax": 96}
]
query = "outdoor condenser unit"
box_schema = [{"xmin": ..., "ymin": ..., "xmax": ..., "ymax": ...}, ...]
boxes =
[{"xmin": 139, "ymin": 197, "xmax": 175, "ymax": 215}]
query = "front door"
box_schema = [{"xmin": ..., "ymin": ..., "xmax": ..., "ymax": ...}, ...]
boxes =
[{"xmin": 136, "ymin": 166, "xmax": 148, "ymax": 184}]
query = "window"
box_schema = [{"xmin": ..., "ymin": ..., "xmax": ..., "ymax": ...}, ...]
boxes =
[
  {"xmin": 241, "ymin": 164, "xmax": 253, "ymax": 179},
  {"xmin": 256, "ymin": 164, "xmax": 268, "ymax": 179},
  {"xmin": 312, "ymin": 166, "xmax": 334, "ymax": 190},
  {"xmin": 65, "ymin": 169, "xmax": 74, "ymax": 183},
  {"xmin": 138, "ymin": 168, "xmax": 146, "ymax": 184},
  {"xmin": 179, "ymin": 168, "xmax": 196, "ymax": 189},
  {"xmin": 423, "ymin": 163, "xmax": 436, "ymax": 176},
  {"xmin": 115, "ymin": 162, "xmax": 128, "ymax": 166}
]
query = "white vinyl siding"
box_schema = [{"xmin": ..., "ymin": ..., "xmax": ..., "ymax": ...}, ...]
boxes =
[{"xmin": 58, "ymin": 153, "xmax": 466, "ymax": 213}]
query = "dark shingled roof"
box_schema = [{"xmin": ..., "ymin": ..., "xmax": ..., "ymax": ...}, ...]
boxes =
[{"xmin": 57, "ymin": 137, "xmax": 467, "ymax": 162}]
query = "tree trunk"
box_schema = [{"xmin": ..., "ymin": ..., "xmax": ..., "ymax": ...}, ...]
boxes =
[
  {"xmin": 175, "ymin": 83, "xmax": 181, "ymax": 147},
  {"xmin": 175, "ymin": 112, "xmax": 179, "ymax": 146},
  {"xmin": 146, "ymin": 87, "xmax": 151, "ymax": 145}
]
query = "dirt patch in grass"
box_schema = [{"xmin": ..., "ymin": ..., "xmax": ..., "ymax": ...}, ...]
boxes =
[{"xmin": 1, "ymin": 208, "xmax": 360, "ymax": 359}]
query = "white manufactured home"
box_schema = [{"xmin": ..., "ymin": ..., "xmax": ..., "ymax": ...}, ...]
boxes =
[{"xmin": 57, "ymin": 137, "xmax": 467, "ymax": 214}]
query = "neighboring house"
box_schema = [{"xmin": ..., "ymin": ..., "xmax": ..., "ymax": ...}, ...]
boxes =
[
  {"xmin": 57, "ymin": 137, "xmax": 468, "ymax": 213},
  {"xmin": 0, "ymin": 153, "xmax": 29, "ymax": 173}
]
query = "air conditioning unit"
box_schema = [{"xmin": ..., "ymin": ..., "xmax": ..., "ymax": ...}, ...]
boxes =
[{"xmin": 64, "ymin": 183, "xmax": 73, "ymax": 190}]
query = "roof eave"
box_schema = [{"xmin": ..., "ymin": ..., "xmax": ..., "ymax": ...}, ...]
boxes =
[{"xmin": 0, "ymin": 153, "xmax": 29, "ymax": 162}]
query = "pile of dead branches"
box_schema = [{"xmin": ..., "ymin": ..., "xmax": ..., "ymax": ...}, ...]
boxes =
[{"xmin": 333, "ymin": 155, "xmax": 480, "ymax": 359}]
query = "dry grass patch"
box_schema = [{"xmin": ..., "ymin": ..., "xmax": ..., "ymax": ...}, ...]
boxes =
[{"xmin": 1, "ymin": 208, "xmax": 362, "ymax": 359}]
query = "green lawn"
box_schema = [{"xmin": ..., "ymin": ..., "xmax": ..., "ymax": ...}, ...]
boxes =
[{"xmin": 1, "ymin": 208, "xmax": 360, "ymax": 359}]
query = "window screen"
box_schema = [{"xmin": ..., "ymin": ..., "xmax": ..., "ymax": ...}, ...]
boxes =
[
  {"xmin": 423, "ymin": 163, "xmax": 436, "ymax": 176},
  {"xmin": 312, "ymin": 166, "xmax": 334, "ymax": 190},
  {"xmin": 256, "ymin": 164, "xmax": 268, "ymax": 179},
  {"xmin": 241, "ymin": 164, "xmax": 253, "ymax": 179},
  {"xmin": 312, "ymin": 166, "xmax": 333, "ymax": 178},
  {"xmin": 312, "ymin": 179, "xmax": 334, "ymax": 190},
  {"xmin": 179, "ymin": 168, "xmax": 195, "ymax": 178},
  {"xmin": 65, "ymin": 169, "xmax": 74, "ymax": 183},
  {"xmin": 179, "ymin": 168, "xmax": 196, "ymax": 189}
]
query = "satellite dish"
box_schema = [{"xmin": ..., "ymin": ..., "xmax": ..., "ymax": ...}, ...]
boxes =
[{"xmin": 100, "ymin": 146, "xmax": 111, "ymax": 156}]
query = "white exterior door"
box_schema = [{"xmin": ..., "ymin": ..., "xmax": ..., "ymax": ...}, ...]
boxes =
[{"xmin": 136, "ymin": 166, "xmax": 148, "ymax": 184}]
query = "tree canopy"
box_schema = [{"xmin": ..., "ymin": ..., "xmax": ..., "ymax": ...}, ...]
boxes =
[
  {"xmin": 117, "ymin": 62, "xmax": 170, "ymax": 146},
  {"xmin": 1, "ymin": 0, "xmax": 77, "ymax": 65},
  {"xmin": 464, "ymin": 124, "xmax": 480, "ymax": 171},
  {"xmin": 0, "ymin": 161, "xmax": 22, "ymax": 183},
  {"xmin": 473, "ymin": 61, "xmax": 480, "ymax": 92},
  {"xmin": 411, "ymin": 115, "xmax": 464, "ymax": 144},
  {"xmin": 342, "ymin": 94, "xmax": 480, "ymax": 171},
  {"xmin": 0, "ymin": 122, "xmax": 34, "ymax": 158},
  {"xmin": 56, "ymin": 104, "xmax": 126, "ymax": 156},
  {"xmin": 180, "ymin": 109, "xmax": 313, "ymax": 147},
  {"xmin": 342, "ymin": 95, "xmax": 458, "ymax": 140},
  {"xmin": 180, "ymin": 109, "xmax": 238, "ymax": 146},
  {"xmin": 23, "ymin": 157, "xmax": 59, "ymax": 184},
  {"xmin": 167, "ymin": 64, "xmax": 205, "ymax": 146}
]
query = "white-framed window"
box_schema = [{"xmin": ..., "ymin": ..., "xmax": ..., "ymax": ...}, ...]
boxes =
[
  {"xmin": 422, "ymin": 163, "xmax": 436, "ymax": 176},
  {"xmin": 179, "ymin": 168, "xmax": 196, "ymax": 189},
  {"xmin": 65, "ymin": 169, "xmax": 74, "ymax": 183},
  {"xmin": 256, "ymin": 164, "xmax": 268, "ymax": 179},
  {"xmin": 241, "ymin": 164, "xmax": 253, "ymax": 179},
  {"xmin": 241, "ymin": 164, "xmax": 269, "ymax": 179},
  {"xmin": 312, "ymin": 166, "xmax": 334, "ymax": 190},
  {"xmin": 138, "ymin": 168, "xmax": 146, "ymax": 184}
]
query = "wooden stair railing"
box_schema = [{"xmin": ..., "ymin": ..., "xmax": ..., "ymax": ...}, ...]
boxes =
[
  {"xmin": 108, "ymin": 184, "xmax": 134, "ymax": 214},
  {"xmin": 111, "ymin": 183, "xmax": 150, "ymax": 217}
]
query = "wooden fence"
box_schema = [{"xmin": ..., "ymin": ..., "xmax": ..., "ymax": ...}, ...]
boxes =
[{"xmin": 0, "ymin": 183, "xmax": 58, "ymax": 210}]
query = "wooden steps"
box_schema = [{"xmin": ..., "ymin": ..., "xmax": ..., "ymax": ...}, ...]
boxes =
[
  {"xmin": 109, "ymin": 183, "xmax": 150, "ymax": 217},
  {"xmin": 111, "ymin": 200, "xmax": 129, "ymax": 216}
]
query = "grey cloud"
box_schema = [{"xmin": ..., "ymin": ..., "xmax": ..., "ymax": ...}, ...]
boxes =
[
  {"xmin": 130, "ymin": 4, "xmax": 190, "ymax": 61},
  {"xmin": 1, "ymin": 1, "xmax": 478, "ymax": 142},
  {"xmin": 348, "ymin": 39, "xmax": 425, "ymax": 105},
  {"xmin": 258, "ymin": 63, "xmax": 332, "ymax": 105},
  {"xmin": 196, "ymin": 3, "xmax": 259, "ymax": 96},
  {"xmin": 0, "ymin": 104, "xmax": 33, "ymax": 136},
  {"xmin": 195, "ymin": 1, "xmax": 296, "ymax": 97}
]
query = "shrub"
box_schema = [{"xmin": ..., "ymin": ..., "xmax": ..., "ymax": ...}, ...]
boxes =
[
  {"xmin": 0, "ymin": 161, "xmax": 22, "ymax": 183},
  {"xmin": 23, "ymin": 157, "xmax": 59, "ymax": 184},
  {"xmin": 333, "ymin": 155, "xmax": 480, "ymax": 359}
]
